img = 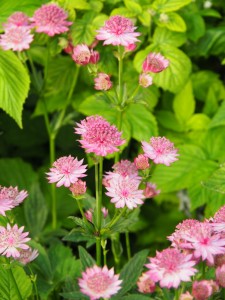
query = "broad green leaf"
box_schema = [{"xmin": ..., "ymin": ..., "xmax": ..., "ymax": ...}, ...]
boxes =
[
  {"xmin": 138, "ymin": 10, "xmax": 151, "ymax": 26},
  {"xmin": 78, "ymin": 246, "xmax": 96, "ymax": 270},
  {"xmin": 151, "ymin": 145, "xmax": 218, "ymax": 193},
  {"xmin": 134, "ymin": 45, "xmax": 192, "ymax": 93},
  {"xmin": 204, "ymin": 127, "xmax": 225, "ymax": 162},
  {"xmin": 208, "ymin": 100, "xmax": 225, "ymax": 128},
  {"xmin": 24, "ymin": 182, "xmax": 48, "ymax": 238},
  {"xmin": 0, "ymin": 265, "xmax": 32, "ymax": 300},
  {"xmin": 153, "ymin": 27, "xmax": 186, "ymax": 47},
  {"xmin": 61, "ymin": 291, "xmax": 88, "ymax": 299},
  {"xmin": 115, "ymin": 295, "xmax": 154, "ymax": 300},
  {"xmin": 186, "ymin": 113, "xmax": 211, "ymax": 131},
  {"xmin": 115, "ymin": 249, "xmax": 149, "ymax": 296},
  {"xmin": 0, "ymin": 50, "xmax": 30, "ymax": 128},
  {"xmin": 77, "ymin": 94, "xmax": 113, "ymax": 116},
  {"xmin": 200, "ymin": 9, "xmax": 221, "ymax": 18},
  {"xmin": 68, "ymin": 0, "xmax": 90, "ymax": 9},
  {"xmin": 152, "ymin": 0, "xmax": 192, "ymax": 13},
  {"xmin": 203, "ymin": 165, "xmax": 225, "ymax": 194},
  {"xmin": 124, "ymin": 0, "xmax": 142, "ymax": 14},
  {"xmin": 125, "ymin": 103, "xmax": 158, "ymax": 141},
  {"xmin": 111, "ymin": 7, "xmax": 136, "ymax": 18},
  {"xmin": 158, "ymin": 12, "xmax": 186, "ymax": 32},
  {"xmin": 173, "ymin": 80, "xmax": 195, "ymax": 124},
  {"xmin": 182, "ymin": 12, "xmax": 205, "ymax": 42},
  {"xmin": 156, "ymin": 110, "xmax": 184, "ymax": 132}
]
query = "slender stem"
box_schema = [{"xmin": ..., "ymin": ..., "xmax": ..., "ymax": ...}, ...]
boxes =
[
  {"xmin": 125, "ymin": 231, "xmax": 131, "ymax": 260},
  {"xmin": 26, "ymin": 51, "xmax": 40, "ymax": 91},
  {"xmin": 28, "ymin": 265, "xmax": 39, "ymax": 300},
  {"xmin": 128, "ymin": 85, "xmax": 140, "ymax": 103},
  {"xmin": 114, "ymin": 110, "xmax": 123, "ymax": 163},
  {"xmin": 50, "ymin": 134, "xmax": 57, "ymax": 229},
  {"xmin": 96, "ymin": 237, "xmax": 101, "ymax": 266},
  {"xmin": 9, "ymin": 266, "xmax": 23, "ymax": 300},
  {"xmin": 103, "ymin": 244, "xmax": 107, "ymax": 266},
  {"xmin": 76, "ymin": 198, "xmax": 85, "ymax": 219},
  {"xmin": 106, "ymin": 207, "xmax": 127, "ymax": 229},
  {"xmin": 118, "ymin": 46, "xmax": 124, "ymax": 104}
]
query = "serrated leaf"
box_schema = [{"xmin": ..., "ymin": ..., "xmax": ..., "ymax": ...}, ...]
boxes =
[
  {"xmin": 203, "ymin": 166, "xmax": 225, "ymax": 194},
  {"xmin": 124, "ymin": 0, "xmax": 142, "ymax": 14},
  {"xmin": 153, "ymin": 27, "xmax": 186, "ymax": 47},
  {"xmin": 156, "ymin": 110, "xmax": 184, "ymax": 132},
  {"xmin": 159, "ymin": 12, "xmax": 186, "ymax": 32},
  {"xmin": 186, "ymin": 113, "xmax": 210, "ymax": 131},
  {"xmin": 111, "ymin": 7, "xmax": 136, "ymax": 18},
  {"xmin": 0, "ymin": 50, "xmax": 30, "ymax": 128},
  {"xmin": 208, "ymin": 100, "xmax": 225, "ymax": 128},
  {"xmin": 68, "ymin": 0, "xmax": 90, "ymax": 9},
  {"xmin": 173, "ymin": 80, "xmax": 195, "ymax": 124},
  {"xmin": 78, "ymin": 246, "xmax": 96, "ymax": 270},
  {"xmin": 153, "ymin": 0, "xmax": 192, "ymax": 13},
  {"xmin": 138, "ymin": 11, "xmax": 151, "ymax": 26},
  {"xmin": 0, "ymin": 265, "xmax": 32, "ymax": 300},
  {"xmin": 204, "ymin": 127, "xmax": 225, "ymax": 163},
  {"xmin": 182, "ymin": 12, "xmax": 205, "ymax": 42},
  {"xmin": 114, "ymin": 249, "xmax": 149, "ymax": 297}
]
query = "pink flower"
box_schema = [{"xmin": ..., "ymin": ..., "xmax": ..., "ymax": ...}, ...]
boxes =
[
  {"xmin": 192, "ymin": 280, "xmax": 213, "ymax": 300},
  {"xmin": 125, "ymin": 43, "xmax": 137, "ymax": 52},
  {"xmin": 142, "ymin": 52, "xmax": 169, "ymax": 73},
  {"xmin": 46, "ymin": 155, "xmax": 87, "ymax": 187},
  {"xmin": 146, "ymin": 248, "xmax": 197, "ymax": 289},
  {"xmin": 31, "ymin": 3, "xmax": 72, "ymax": 36},
  {"xmin": 0, "ymin": 25, "xmax": 33, "ymax": 51},
  {"xmin": 94, "ymin": 73, "xmax": 112, "ymax": 91},
  {"xmin": 105, "ymin": 174, "xmax": 144, "ymax": 209},
  {"xmin": 211, "ymin": 205, "xmax": 225, "ymax": 232},
  {"xmin": 0, "ymin": 186, "xmax": 28, "ymax": 216},
  {"xmin": 75, "ymin": 116, "xmax": 125, "ymax": 156},
  {"xmin": 134, "ymin": 154, "xmax": 150, "ymax": 170},
  {"xmin": 72, "ymin": 44, "xmax": 91, "ymax": 65},
  {"xmin": 90, "ymin": 49, "xmax": 100, "ymax": 64},
  {"xmin": 69, "ymin": 180, "xmax": 87, "ymax": 197},
  {"xmin": 16, "ymin": 248, "xmax": 39, "ymax": 265},
  {"xmin": 4, "ymin": 12, "xmax": 30, "ymax": 28},
  {"xmin": 179, "ymin": 291, "xmax": 193, "ymax": 300},
  {"xmin": 0, "ymin": 224, "xmax": 30, "ymax": 258},
  {"xmin": 85, "ymin": 207, "xmax": 108, "ymax": 223},
  {"xmin": 96, "ymin": 15, "xmax": 140, "ymax": 46},
  {"xmin": 142, "ymin": 136, "xmax": 179, "ymax": 166},
  {"xmin": 137, "ymin": 272, "xmax": 156, "ymax": 293},
  {"xmin": 216, "ymin": 264, "xmax": 225, "ymax": 287},
  {"xmin": 78, "ymin": 265, "xmax": 122, "ymax": 300},
  {"xmin": 144, "ymin": 182, "xmax": 160, "ymax": 198},
  {"xmin": 139, "ymin": 73, "xmax": 153, "ymax": 88}
]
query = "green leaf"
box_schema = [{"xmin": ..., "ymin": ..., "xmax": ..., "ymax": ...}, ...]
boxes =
[
  {"xmin": 134, "ymin": 45, "xmax": 192, "ymax": 93},
  {"xmin": 124, "ymin": 0, "xmax": 142, "ymax": 14},
  {"xmin": 115, "ymin": 249, "xmax": 149, "ymax": 296},
  {"xmin": 203, "ymin": 165, "xmax": 225, "ymax": 194},
  {"xmin": 200, "ymin": 9, "xmax": 221, "ymax": 18},
  {"xmin": 115, "ymin": 295, "xmax": 154, "ymax": 300},
  {"xmin": 156, "ymin": 110, "xmax": 184, "ymax": 132},
  {"xmin": 24, "ymin": 182, "xmax": 48, "ymax": 238},
  {"xmin": 151, "ymin": 145, "xmax": 218, "ymax": 193},
  {"xmin": 0, "ymin": 50, "xmax": 30, "ymax": 128},
  {"xmin": 158, "ymin": 12, "xmax": 186, "ymax": 32},
  {"xmin": 186, "ymin": 113, "xmax": 211, "ymax": 131},
  {"xmin": 138, "ymin": 11, "xmax": 151, "ymax": 26},
  {"xmin": 153, "ymin": 0, "xmax": 192, "ymax": 12},
  {"xmin": 173, "ymin": 80, "xmax": 195, "ymax": 124},
  {"xmin": 125, "ymin": 104, "xmax": 158, "ymax": 141},
  {"xmin": 111, "ymin": 7, "xmax": 136, "ymax": 18},
  {"xmin": 0, "ymin": 265, "xmax": 32, "ymax": 300},
  {"xmin": 153, "ymin": 27, "xmax": 186, "ymax": 47},
  {"xmin": 204, "ymin": 127, "xmax": 225, "ymax": 162},
  {"xmin": 182, "ymin": 12, "xmax": 205, "ymax": 42},
  {"xmin": 68, "ymin": 0, "xmax": 90, "ymax": 9},
  {"xmin": 78, "ymin": 246, "xmax": 96, "ymax": 270},
  {"xmin": 61, "ymin": 291, "xmax": 88, "ymax": 299},
  {"xmin": 208, "ymin": 100, "xmax": 225, "ymax": 128}
]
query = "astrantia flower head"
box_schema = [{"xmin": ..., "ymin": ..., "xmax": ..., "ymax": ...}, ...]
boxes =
[
  {"xmin": 142, "ymin": 136, "xmax": 179, "ymax": 166},
  {"xmin": 144, "ymin": 182, "xmax": 160, "ymax": 198},
  {"xmin": 179, "ymin": 291, "xmax": 193, "ymax": 300},
  {"xmin": 72, "ymin": 44, "xmax": 91, "ymax": 65},
  {"xmin": 192, "ymin": 280, "xmax": 213, "ymax": 300},
  {"xmin": 69, "ymin": 180, "xmax": 87, "ymax": 197},
  {"xmin": 75, "ymin": 116, "xmax": 125, "ymax": 156},
  {"xmin": 94, "ymin": 73, "xmax": 112, "ymax": 91},
  {"xmin": 89, "ymin": 49, "xmax": 100, "ymax": 64},
  {"xmin": 31, "ymin": 3, "xmax": 72, "ymax": 36},
  {"xmin": 146, "ymin": 248, "xmax": 197, "ymax": 289},
  {"xmin": 143, "ymin": 52, "xmax": 169, "ymax": 73},
  {"xmin": 46, "ymin": 155, "xmax": 87, "ymax": 187},
  {"xmin": 4, "ymin": 12, "xmax": 30, "ymax": 29},
  {"xmin": 139, "ymin": 73, "xmax": 153, "ymax": 88},
  {"xmin": 0, "ymin": 26, "xmax": 33, "ymax": 51},
  {"xmin": 78, "ymin": 265, "xmax": 122, "ymax": 300},
  {"xmin": 96, "ymin": 15, "xmax": 140, "ymax": 46},
  {"xmin": 137, "ymin": 272, "xmax": 156, "ymax": 294},
  {"xmin": 211, "ymin": 205, "xmax": 225, "ymax": 232},
  {"xmin": 106, "ymin": 174, "xmax": 144, "ymax": 209},
  {"xmin": 0, "ymin": 224, "xmax": 30, "ymax": 258},
  {"xmin": 134, "ymin": 154, "xmax": 150, "ymax": 170},
  {"xmin": 17, "ymin": 248, "xmax": 39, "ymax": 265}
]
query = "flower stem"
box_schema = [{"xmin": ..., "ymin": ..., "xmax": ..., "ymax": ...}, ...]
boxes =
[
  {"xmin": 106, "ymin": 207, "xmax": 127, "ymax": 229},
  {"xmin": 28, "ymin": 265, "xmax": 39, "ymax": 300},
  {"xmin": 125, "ymin": 231, "xmax": 131, "ymax": 260},
  {"xmin": 76, "ymin": 198, "xmax": 85, "ymax": 219},
  {"xmin": 50, "ymin": 133, "xmax": 57, "ymax": 229},
  {"xmin": 118, "ymin": 46, "xmax": 124, "ymax": 104}
]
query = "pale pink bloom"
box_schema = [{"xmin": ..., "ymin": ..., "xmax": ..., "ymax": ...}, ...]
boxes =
[
  {"xmin": 102, "ymin": 207, "xmax": 108, "ymax": 218},
  {"xmin": 181, "ymin": 222, "xmax": 225, "ymax": 264},
  {"xmin": 146, "ymin": 248, "xmax": 197, "ymax": 289},
  {"xmin": 125, "ymin": 43, "xmax": 137, "ymax": 52},
  {"xmin": 179, "ymin": 291, "xmax": 193, "ymax": 300},
  {"xmin": 139, "ymin": 73, "xmax": 153, "ymax": 88},
  {"xmin": 144, "ymin": 182, "xmax": 160, "ymax": 198},
  {"xmin": 90, "ymin": 49, "xmax": 100, "ymax": 64},
  {"xmin": 46, "ymin": 155, "xmax": 87, "ymax": 187},
  {"xmin": 31, "ymin": 3, "xmax": 72, "ymax": 36},
  {"xmin": 78, "ymin": 265, "xmax": 122, "ymax": 300},
  {"xmin": 94, "ymin": 73, "xmax": 112, "ymax": 91},
  {"xmin": 17, "ymin": 248, "xmax": 39, "ymax": 265},
  {"xmin": 0, "ymin": 224, "xmax": 30, "ymax": 258},
  {"xmin": 192, "ymin": 280, "xmax": 213, "ymax": 300},
  {"xmin": 211, "ymin": 205, "xmax": 225, "ymax": 232},
  {"xmin": 75, "ymin": 116, "xmax": 125, "ymax": 156},
  {"xmin": 72, "ymin": 44, "xmax": 91, "ymax": 65},
  {"xmin": 69, "ymin": 180, "xmax": 87, "ymax": 197},
  {"xmin": 106, "ymin": 174, "xmax": 144, "ymax": 209},
  {"xmin": 216, "ymin": 264, "xmax": 225, "ymax": 287},
  {"xmin": 96, "ymin": 15, "xmax": 140, "ymax": 46},
  {"xmin": 142, "ymin": 52, "xmax": 169, "ymax": 73},
  {"xmin": 0, "ymin": 25, "xmax": 33, "ymax": 51},
  {"xmin": 137, "ymin": 272, "xmax": 156, "ymax": 293},
  {"xmin": 142, "ymin": 136, "xmax": 179, "ymax": 166},
  {"xmin": 134, "ymin": 154, "xmax": 150, "ymax": 170},
  {"xmin": 4, "ymin": 12, "xmax": 30, "ymax": 28}
]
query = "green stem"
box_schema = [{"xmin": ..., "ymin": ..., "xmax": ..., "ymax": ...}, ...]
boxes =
[
  {"xmin": 125, "ymin": 231, "xmax": 131, "ymax": 260},
  {"xmin": 26, "ymin": 51, "xmax": 40, "ymax": 91},
  {"xmin": 76, "ymin": 198, "xmax": 85, "ymax": 219},
  {"xmin": 118, "ymin": 46, "xmax": 124, "ymax": 105},
  {"xmin": 106, "ymin": 207, "xmax": 127, "ymax": 229},
  {"xmin": 28, "ymin": 265, "xmax": 39, "ymax": 300},
  {"xmin": 128, "ymin": 85, "xmax": 140, "ymax": 103},
  {"xmin": 9, "ymin": 266, "xmax": 23, "ymax": 300},
  {"xmin": 50, "ymin": 134, "xmax": 56, "ymax": 229},
  {"xmin": 96, "ymin": 237, "xmax": 101, "ymax": 266}
]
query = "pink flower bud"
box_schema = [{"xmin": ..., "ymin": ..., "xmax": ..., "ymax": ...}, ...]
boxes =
[
  {"xmin": 137, "ymin": 272, "xmax": 156, "ymax": 294},
  {"xmin": 94, "ymin": 73, "xmax": 112, "ymax": 91},
  {"xmin": 192, "ymin": 280, "xmax": 213, "ymax": 300},
  {"xmin": 89, "ymin": 49, "xmax": 100, "ymax": 64},
  {"xmin": 144, "ymin": 182, "xmax": 160, "ymax": 198},
  {"xmin": 125, "ymin": 43, "xmax": 137, "ymax": 52},
  {"xmin": 72, "ymin": 44, "xmax": 91, "ymax": 65},
  {"xmin": 179, "ymin": 291, "xmax": 193, "ymax": 300},
  {"xmin": 69, "ymin": 180, "xmax": 87, "ymax": 196},
  {"xmin": 102, "ymin": 207, "xmax": 108, "ymax": 218},
  {"xmin": 139, "ymin": 73, "xmax": 153, "ymax": 88},
  {"xmin": 84, "ymin": 209, "xmax": 93, "ymax": 223},
  {"xmin": 134, "ymin": 154, "xmax": 149, "ymax": 170}
]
